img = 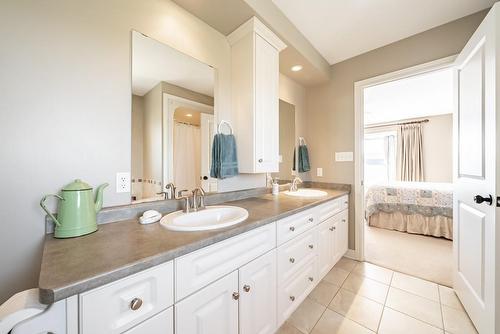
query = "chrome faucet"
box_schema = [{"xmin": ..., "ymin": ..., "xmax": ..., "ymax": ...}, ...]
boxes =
[
  {"xmin": 165, "ymin": 183, "xmax": 176, "ymax": 199},
  {"xmin": 192, "ymin": 187, "xmax": 206, "ymax": 211},
  {"xmin": 178, "ymin": 189, "xmax": 191, "ymax": 213},
  {"xmin": 290, "ymin": 176, "xmax": 303, "ymax": 192}
]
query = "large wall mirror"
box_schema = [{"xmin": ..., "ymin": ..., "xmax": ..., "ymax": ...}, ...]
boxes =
[
  {"xmin": 273, "ymin": 99, "xmax": 296, "ymax": 183},
  {"xmin": 131, "ymin": 31, "xmax": 216, "ymax": 203}
]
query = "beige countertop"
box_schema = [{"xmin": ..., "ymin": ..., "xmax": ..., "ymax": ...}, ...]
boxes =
[{"xmin": 38, "ymin": 188, "xmax": 349, "ymax": 304}]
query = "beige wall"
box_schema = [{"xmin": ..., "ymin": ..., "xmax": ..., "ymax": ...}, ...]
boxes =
[
  {"xmin": 422, "ymin": 114, "xmax": 453, "ymax": 183},
  {"xmin": 161, "ymin": 82, "xmax": 214, "ymax": 107},
  {"xmin": 279, "ymin": 73, "xmax": 311, "ymax": 180},
  {"xmin": 306, "ymin": 10, "xmax": 487, "ymax": 250},
  {"xmin": 277, "ymin": 100, "xmax": 295, "ymax": 181},
  {"xmin": 131, "ymin": 95, "xmax": 144, "ymax": 199},
  {"xmin": 0, "ymin": 0, "xmax": 261, "ymax": 303}
]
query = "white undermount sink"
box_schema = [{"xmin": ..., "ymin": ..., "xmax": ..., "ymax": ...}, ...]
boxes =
[
  {"xmin": 283, "ymin": 188, "xmax": 328, "ymax": 199},
  {"xmin": 160, "ymin": 205, "xmax": 249, "ymax": 232}
]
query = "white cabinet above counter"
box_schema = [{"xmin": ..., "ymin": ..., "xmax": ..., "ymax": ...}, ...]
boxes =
[{"xmin": 228, "ymin": 17, "xmax": 287, "ymax": 173}]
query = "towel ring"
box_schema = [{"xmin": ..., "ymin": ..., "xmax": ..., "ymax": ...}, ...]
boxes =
[{"xmin": 218, "ymin": 120, "xmax": 233, "ymax": 135}]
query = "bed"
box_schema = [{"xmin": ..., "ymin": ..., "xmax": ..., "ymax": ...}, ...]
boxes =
[{"xmin": 365, "ymin": 182, "xmax": 453, "ymax": 239}]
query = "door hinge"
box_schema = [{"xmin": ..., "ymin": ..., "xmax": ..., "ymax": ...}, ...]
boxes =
[{"xmin": 497, "ymin": 196, "xmax": 500, "ymax": 207}]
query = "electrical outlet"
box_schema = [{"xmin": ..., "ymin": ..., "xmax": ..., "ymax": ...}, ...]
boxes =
[
  {"xmin": 116, "ymin": 172, "xmax": 130, "ymax": 193},
  {"xmin": 317, "ymin": 167, "xmax": 323, "ymax": 177}
]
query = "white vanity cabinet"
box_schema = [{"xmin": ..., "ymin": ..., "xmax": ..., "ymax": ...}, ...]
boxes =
[
  {"xmin": 228, "ymin": 17, "xmax": 286, "ymax": 173},
  {"xmin": 71, "ymin": 195, "xmax": 349, "ymax": 334},
  {"xmin": 79, "ymin": 261, "xmax": 174, "ymax": 334}
]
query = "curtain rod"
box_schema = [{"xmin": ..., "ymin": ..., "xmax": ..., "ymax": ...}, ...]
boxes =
[{"xmin": 364, "ymin": 118, "xmax": 429, "ymax": 129}]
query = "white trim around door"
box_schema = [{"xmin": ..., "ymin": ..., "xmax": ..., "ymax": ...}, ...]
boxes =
[{"xmin": 352, "ymin": 55, "xmax": 456, "ymax": 261}]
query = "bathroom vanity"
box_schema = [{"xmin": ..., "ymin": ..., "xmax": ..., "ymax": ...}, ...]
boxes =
[{"xmin": 37, "ymin": 189, "xmax": 349, "ymax": 334}]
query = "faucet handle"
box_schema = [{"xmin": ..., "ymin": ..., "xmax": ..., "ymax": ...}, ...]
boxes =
[{"xmin": 178, "ymin": 189, "xmax": 190, "ymax": 198}]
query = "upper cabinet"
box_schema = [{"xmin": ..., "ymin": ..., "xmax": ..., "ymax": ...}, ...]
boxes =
[{"xmin": 228, "ymin": 18, "xmax": 287, "ymax": 173}]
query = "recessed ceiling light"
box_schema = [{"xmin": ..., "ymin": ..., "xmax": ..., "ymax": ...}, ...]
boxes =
[
  {"xmin": 186, "ymin": 113, "xmax": 192, "ymax": 117},
  {"xmin": 291, "ymin": 65, "xmax": 303, "ymax": 72}
]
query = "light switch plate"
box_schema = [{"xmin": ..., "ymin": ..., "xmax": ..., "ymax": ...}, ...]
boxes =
[
  {"xmin": 116, "ymin": 172, "xmax": 131, "ymax": 193},
  {"xmin": 317, "ymin": 168, "xmax": 323, "ymax": 177},
  {"xmin": 335, "ymin": 152, "xmax": 353, "ymax": 162}
]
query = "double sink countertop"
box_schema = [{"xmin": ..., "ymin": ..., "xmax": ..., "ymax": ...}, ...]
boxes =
[{"xmin": 38, "ymin": 188, "xmax": 349, "ymax": 304}]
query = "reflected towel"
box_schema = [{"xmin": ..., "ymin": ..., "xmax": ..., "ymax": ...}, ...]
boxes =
[
  {"xmin": 298, "ymin": 144, "xmax": 310, "ymax": 173},
  {"xmin": 210, "ymin": 133, "xmax": 239, "ymax": 179}
]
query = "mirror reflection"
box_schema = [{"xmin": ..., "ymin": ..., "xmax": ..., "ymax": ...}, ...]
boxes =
[
  {"xmin": 273, "ymin": 99, "xmax": 296, "ymax": 183},
  {"xmin": 131, "ymin": 31, "xmax": 216, "ymax": 203}
]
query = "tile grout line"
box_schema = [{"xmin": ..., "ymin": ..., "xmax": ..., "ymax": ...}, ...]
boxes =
[
  {"xmin": 438, "ymin": 286, "xmax": 446, "ymax": 333},
  {"xmin": 375, "ymin": 270, "xmax": 395, "ymax": 333}
]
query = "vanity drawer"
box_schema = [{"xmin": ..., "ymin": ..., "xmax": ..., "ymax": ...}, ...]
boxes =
[
  {"xmin": 277, "ymin": 229, "xmax": 317, "ymax": 283},
  {"xmin": 277, "ymin": 208, "xmax": 318, "ymax": 245},
  {"xmin": 175, "ymin": 222, "xmax": 276, "ymax": 301},
  {"xmin": 80, "ymin": 261, "xmax": 174, "ymax": 334},
  {"xmin": 123, "ymin": 307, "xmax": 173, "ymax": 334},
  {"xmin": 317, "ymin": 199, "xmax": 342, "ymax": 222},
  {"xmin": 277, "ymin": 257, "xmax": 317, "ymax": 326}
]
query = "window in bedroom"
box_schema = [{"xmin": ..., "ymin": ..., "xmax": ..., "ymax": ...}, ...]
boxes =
[{"xmin": 364, "ymin": 131, "xmax": 396, "ymax": 188}]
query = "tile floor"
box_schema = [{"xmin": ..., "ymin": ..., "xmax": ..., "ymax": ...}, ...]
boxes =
[{"xmin": 277, "ymin": 258, "xmax": 477, "ymax": 334}]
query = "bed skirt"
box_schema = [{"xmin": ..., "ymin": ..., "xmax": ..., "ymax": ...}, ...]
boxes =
[{"xmin": 367, "ymin": 211, "xmax": 453, "ymax": 240}]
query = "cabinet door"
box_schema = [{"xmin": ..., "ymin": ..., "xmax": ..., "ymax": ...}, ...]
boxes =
[
  {"xmin": 239, "ymin": 250, "xmax": 277, "ymax": 334},
  {"xmin": 333, "ymin": 211, "xmax": 349, "ymax": 263},
  {"xmin": 175, "ymin": 271, "xmax": 238, "ymax": 334},
  {"xmin": 317, "ymin": 217, "xmax": 335, "ymax": 279},
  {"xmin": 254, "ymin": 33, "xmax": 279, "ymax": 173}
]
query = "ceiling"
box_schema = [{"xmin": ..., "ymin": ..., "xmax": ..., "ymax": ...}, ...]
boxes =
[
  {"xmin": 364, "ymin": 68, "xmax": 454, "ymax": 125},
  {"xmin": 132, "ymin": 31, "xmax": 214, "ymax": 96},
  {"xmin": 272, "ymin": 0, "xmax": 495, "ymax": 65},
  {"xmin": 172, "ymin": 0, "xmax": 329, "ymax": 86}
]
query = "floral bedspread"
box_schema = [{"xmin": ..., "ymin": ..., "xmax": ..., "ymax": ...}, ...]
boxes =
[{"xmin": 365, "ymin": 182, "xmax": 453, "ymax": 218}]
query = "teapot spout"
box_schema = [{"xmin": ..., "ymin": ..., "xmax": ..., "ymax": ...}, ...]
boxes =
[{"xmin": 94, "ymin": 183, "xmax": 109, "ymax": 212}]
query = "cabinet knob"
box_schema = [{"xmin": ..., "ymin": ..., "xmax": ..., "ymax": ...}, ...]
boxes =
[
  {"xmin": 232, "ymin": 292, "xmax": 240, "ymax": 300},
  {"xmin": 258, "ymin": 158, "xmax": 263, "ymax": 163},
  {"xmin": 308, "ymin": 218, "xmax": 314, "ymax": 222},
  {"xmin": 289, "ymin": 226, "xmax": 295, "ymax": 232},
  {"xmin": 344, "ymin": 201, "xmax": 348, "ymax": 204},
  {"xmin": 243, "ymin": 285, "xmax": 251, "ymax": 292},
  {"xmin": 329, "ymin": 227, "xmax": 334, "ymax": 231},
  {"xmin": 308, "ymin": 244, "xmax": 314, "ymax": 249},
  {"xmin": 309, "ymin": 277, "xmax": 314, "ymax": 282},
  {"xmin": 342, "ymin": 219, "xmax": 346, "ymax": 222},
  {"xmin": 289, "ymin": 257, "xmax": 295, "ymax": 263},
  {"xmin": 289, "ymin": 296, "xmax": 295, "ymax": 302},
  {"xmin": 130, "ymin": 298, "xmax": 143, "ymax": 311}
]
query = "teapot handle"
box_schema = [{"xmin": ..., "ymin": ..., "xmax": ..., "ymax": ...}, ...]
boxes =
[{"xmin": 40, "ymin": 194, "xmax": 64, "ymax": 227}]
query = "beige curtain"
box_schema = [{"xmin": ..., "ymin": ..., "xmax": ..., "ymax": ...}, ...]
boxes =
[{"xmin": 397, "ymin": 123, "xmax": 424, "ymax": 181}]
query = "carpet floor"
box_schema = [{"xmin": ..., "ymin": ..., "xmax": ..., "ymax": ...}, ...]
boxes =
[{"xmin": 364, "ymin": 224, "xmax": 453, "ymax": 287}]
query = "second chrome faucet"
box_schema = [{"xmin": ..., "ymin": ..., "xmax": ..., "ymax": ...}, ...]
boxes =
[{"xmin": 179, "ymin": 187, "xmax": 206, "ymax": 213}]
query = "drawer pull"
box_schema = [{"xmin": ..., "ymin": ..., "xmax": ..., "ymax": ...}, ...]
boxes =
[
  {"xmin": 289, "ymin": 257, "xmax": 295, "ymax": 263},
  {"xmin": 344, "ymin": 201, "xmax": 348, "ymax": 204},
  {"xmin": 309, "ymin": 277, "xmax": 314, "ymax": 282},
  {"xmin": 258, "ymin": 158, "xmax": 263, "ymax": 163},
  {"xmin": 290, "ymin": 296, "xmax": 295, "ymax": 302},
  {"xmin": 308, "ymin": 244, "xmax": 314, "ymax": 249},
  {"xmin": 232, "ymin": 292, "xmax": 240, "ymax": 300},
  {"xmin": 243, "ymin": 285, "xmax": 251, "ymax": 292},
  {"xmin": 329, "ymin": 227, "xmax": 334, "ymax": 231},
  {"xmin": 342, "ymin": 219, "xmax": 346, "ymax": 222},
  {"xmin": 289, "ymin": 226, "xmax": 295, "ymax": 232},
  {"xmin": 308, "ymin": 218, "xmax": 314, "ymax": 222},
  {"xmin": 130, "ymin": 298, "xmax": 143, "ymax": 311}
]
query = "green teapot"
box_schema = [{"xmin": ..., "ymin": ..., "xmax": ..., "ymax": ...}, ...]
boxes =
[{"xmin": 40, "ymin": 180, "xmax": 109, "ymax": 238}]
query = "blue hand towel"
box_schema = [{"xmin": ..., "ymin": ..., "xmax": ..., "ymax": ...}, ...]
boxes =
[
  {"xmin": 298, "ymin": 144, "xmax": 310, "ymax": 173},
  {"xmin": 210, "ymin": 133, "xmax": 239, "ymax": 179}
]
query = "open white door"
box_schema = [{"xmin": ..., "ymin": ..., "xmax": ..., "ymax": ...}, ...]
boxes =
[
  {"xmin": 453, "ymin": 4, "xmax": 499, "ymax": 333},
  {"xmin": 200, "ymin": 113, "xmax": 217, "ymax": 192}
]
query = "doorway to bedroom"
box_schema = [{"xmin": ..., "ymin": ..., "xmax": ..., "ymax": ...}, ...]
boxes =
[{"xmin": 359, "ymin": 61, "xmax": 454, "ymax": 287}]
